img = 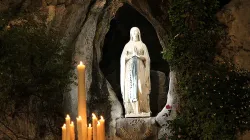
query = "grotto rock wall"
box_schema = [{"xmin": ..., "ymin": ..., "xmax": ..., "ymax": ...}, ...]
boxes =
[
  {"xmin": 0, "ymin": 0, "xmax": 171, "ymax": 139},
  {"xmin": 217, "ymin": 0, "xmax": 250, "ymax": 139},
  {"xmin": 2, "ymin": 0, "xmax": 250, "ymax": 139},
  {"xmin": 41, "ymin": 0, "xmax": 171, "ymax": 139}
]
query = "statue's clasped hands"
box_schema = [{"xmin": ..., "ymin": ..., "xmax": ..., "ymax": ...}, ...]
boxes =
[
  {"xmin": 132, "ymin": 51, "xmax": 139, "ymax": 58},
  {"xmin": 132, "ymin": 51, "xmax": 146, "ymax": 61}
]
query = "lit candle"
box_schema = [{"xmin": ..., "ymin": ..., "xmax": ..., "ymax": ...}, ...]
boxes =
[
  {"xmin": 82, "ymin": 122, "xmax": 87, "ymax": 140},
  {"xmin": 77, "ymin": 61, "xmax": 87, "ymax": 140},
  {"xmin": 87, "ymin": 123, "xmax": 93, "ymax": 140},
  {"xmin": 92, "ymin": 113, "xmax": 98, "ymax": 140},
  {"xmin": 77, "ymin": 116, "xmax": 83, "ymax": 140},
  {"xmin": 70, "ymin": 121, "xmax": 75, "ymax": 140},
  {"xmin": 65, "ymin": 115, "xmax": 71, "ymax": 140},
  {"xmin": 62, "ymin": 124, "xmax": 66, "ymax": 140},
  {"xmin": 99, "ymin": 116, "xmax": 105, "ymax": 140},
  {"xmin": 97, "ymin": 121, "xmax": 101, "ymax": 140}
]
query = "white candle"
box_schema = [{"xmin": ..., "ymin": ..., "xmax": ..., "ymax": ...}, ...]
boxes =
[
  {"xmin": 77, "ymin": 116, "xmax": 83, "ymax": 140},
  {"xmin": 99, "ymin": 116, "xmax": 105, "ymax": 140},
  {"xmin": 70, "ymin": 121, "xmax": 75, "ymax": 140},
  {"xmin": 92, "ymin": 113, "xmax": 98, "ymax": 140},
  {"xmin": 97, "ymin": 121, "xmax": 101, "ymax": 140},
  {"xmin": 62, "ymin": 124, "xmax": 66, "ymax": 140},
  {"xmin": 77, "ymin": 61, "xmax": 87, "ymax": 140},
  {"xmin": 88, "ymin": 123, "xmax": 93, "ymax": 140},
  {"xmin": 65, "ymin": 115, "xmax": 71, "ymax": 140}
]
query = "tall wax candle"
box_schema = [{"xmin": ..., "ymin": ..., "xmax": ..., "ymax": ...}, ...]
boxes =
[
  {"xmin": 62, "ymin": 124, "xmax": 66, "ymax": 140},
  {"xmin": 77, "ymin": 116, "xmax": 83, "ymax": 140},
  {"xmin": 97, "ymin": 121, "xmax": 101, "ymax": 140},
  {"xmin": 99, "ymin": 116, "xmax": 105, "ymax": 140},
  {"xmin": 92, "ymin": 113, "xmax": 98, "ymax": 140},
  {"xmin": 87, "ymin": 123, "xmax": 93, "ymax": 140},
  {"xmin": 65, "ymin": 115, "xmax": 71, "ymax": 140},
  {"xmin": 70, "ymin": 121, "xmax": 75, "ymax": 140},
  {"xmin": 77, "ymin": 61, "xmax": 87, "ymax": 140}
]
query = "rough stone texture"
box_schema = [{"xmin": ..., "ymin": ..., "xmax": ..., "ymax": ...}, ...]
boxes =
[
  {"xmin": 217, "ymin": 0, "xmax": 250, "ymax": 139},
  {"xmin": 156, "ymin": 71, "xmax": 178, "ymax": 139},
  {"xmin": 116, "ymin": 117, "xmax": 158, "ymax": 140},
  {"xmin": 126, "ymin": 0, "xmax": 169, "ymax": 52},
  {"xmin": 239, "ymin": 132, "xmax": 250, "ymax": 140},
  {"xmin": 0, "ymin": 0, "xmax": 23, "ymax": 12},
  {"xmin": 150, "ymin": 71, "xmax": 168, "ymax": 116},
  {"xmin": 217, "ymin": 0, "xmax": 250, "ymax": 71},
  {"xmin": 106, "ymin": 80, "xmax": 123, "ymax": 140}
]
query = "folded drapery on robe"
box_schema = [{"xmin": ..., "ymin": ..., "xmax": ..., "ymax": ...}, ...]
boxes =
[{"xmin": 130, "ymin": 56, "xmax": 138, "ymax": 102}]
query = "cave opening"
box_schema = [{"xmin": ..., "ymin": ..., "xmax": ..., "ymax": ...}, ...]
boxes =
[{"xmin": 100, "ymin": 4, "xmax": 169, "ymax": 116}]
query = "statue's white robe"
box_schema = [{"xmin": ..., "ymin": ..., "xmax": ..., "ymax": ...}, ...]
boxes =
[{"xmin": 120, "ymin": 41, "xmax": 151, "ymax": 115}]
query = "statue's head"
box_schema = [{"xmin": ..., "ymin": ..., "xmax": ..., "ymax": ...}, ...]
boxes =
[{"xmin": 130, "ymin": 27, "xmax": 141, "ymax": 42}]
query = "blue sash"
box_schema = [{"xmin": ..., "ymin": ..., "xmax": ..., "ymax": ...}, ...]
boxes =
[{"xmin": 130, "ymin": 56, "xmax": 138, "ymax": 102}]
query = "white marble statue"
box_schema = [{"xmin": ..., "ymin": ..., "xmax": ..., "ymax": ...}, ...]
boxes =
[{"xmin": 120, "ymin": 27, "xmax": 151, "ymax": 117}]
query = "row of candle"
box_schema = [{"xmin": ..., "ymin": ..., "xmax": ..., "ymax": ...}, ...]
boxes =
[
  {"xmin": 62, "ymin": 115, "xmax": 74, "ymax": 140},
  {"xmin": 61, "ymin": 61, "xmax": 105, "ymax": 140},
  {"xmin": 61, "ymin": 113, "xmax": 105, "ymax": 140}
]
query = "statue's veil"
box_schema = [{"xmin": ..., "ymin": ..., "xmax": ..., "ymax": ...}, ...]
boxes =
[{"xmin": 129, "ymin": 27, "xmax": 141, "ymax": 41}]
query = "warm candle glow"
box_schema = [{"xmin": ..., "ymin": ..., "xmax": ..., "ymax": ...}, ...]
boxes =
[
  {"xmin": 97, "ymin": 121, "xmax": 101, "ymax": 140},
  {"xmin": 100, "ymin": 116, "xmax": 104, "ymax": 121},
  {"xmin": 65, "ymin": 115, "xmax": 71, "ymax": 140},
  {"xmin": 77, "ymin": 116, "xmax": 83, "ymax": 140},
  {"xmin": 92, "ymin": 113, "xmax": 98, "ymax": 140},
  {"xmin": 88, "ymin": 123, "xmax": 93, "ymax": 140},
  {"xmin": 77, "ymin": 61, "xmax": 87, "ymax": 140},
  {"xmin": 70, "ymin": 121, "xmax": 75, "ymax": 140},
  {"xmin": 92, "ymin": 113, "xmax": 97, "ymax": 119},
  {"xmin": 62, "ymin": 124, "xmax": 66, "ymax": 140},
  {"xmin": 99, "ymin": 116, "xmax": 105, "ymax": 140}
]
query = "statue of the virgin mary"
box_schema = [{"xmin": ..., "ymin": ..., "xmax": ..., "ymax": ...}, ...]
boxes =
[{"xmin": 120, "ymin": 27, "xmax": 151, "ymax": 117}]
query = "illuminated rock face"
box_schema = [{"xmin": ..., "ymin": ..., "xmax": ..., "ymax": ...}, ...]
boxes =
[{"xmin": 217, "ymin": 0, "xmax": 250, "ymax": 71}]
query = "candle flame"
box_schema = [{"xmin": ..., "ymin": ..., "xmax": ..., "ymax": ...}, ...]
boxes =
[
  {"xmin": 66, "ymin": 114, "xmax": 70, "ymax": 118},
  {"xmin": 100, "ymin": 116, "xmax": 104, "ymax": 120},
  {"xmin": 97, "ymin": 121, "xmax": 100, "ymax": 125},
  {"xmin": 77, "ymin": 116, "xmax": 82, "ymax": 120},
  {"xmin": 89, "ymin": 123, "xmax": 91, "ymax": 127},
  {"xmin": 62, "ymin": 124, "xmax": 66, "ymax": 128},
  {"xmin": 92, "ymin": 113, "xmax": 96, "ymax": 118},
  {"xmin": 80, "ymin": 61, "xmax": 83, "ymax": 65}
]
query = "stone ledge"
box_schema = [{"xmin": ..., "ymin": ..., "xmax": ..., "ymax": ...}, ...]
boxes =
[
  {"xmin": 125, "ymin": 112, "xmax": 151, "ymax": 118},
  {"xmin": 116, "ymin": 117, "xmax": 158, "ymax": 140}
]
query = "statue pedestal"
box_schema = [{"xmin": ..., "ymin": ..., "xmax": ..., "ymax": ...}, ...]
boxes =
[
  {"xmin": 115, "ymin": 117, "xmax": 158, "ymax": 140},
  {"xmin": 125, "ymin": 112, "xmax": 151, "ymax": 118}
]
